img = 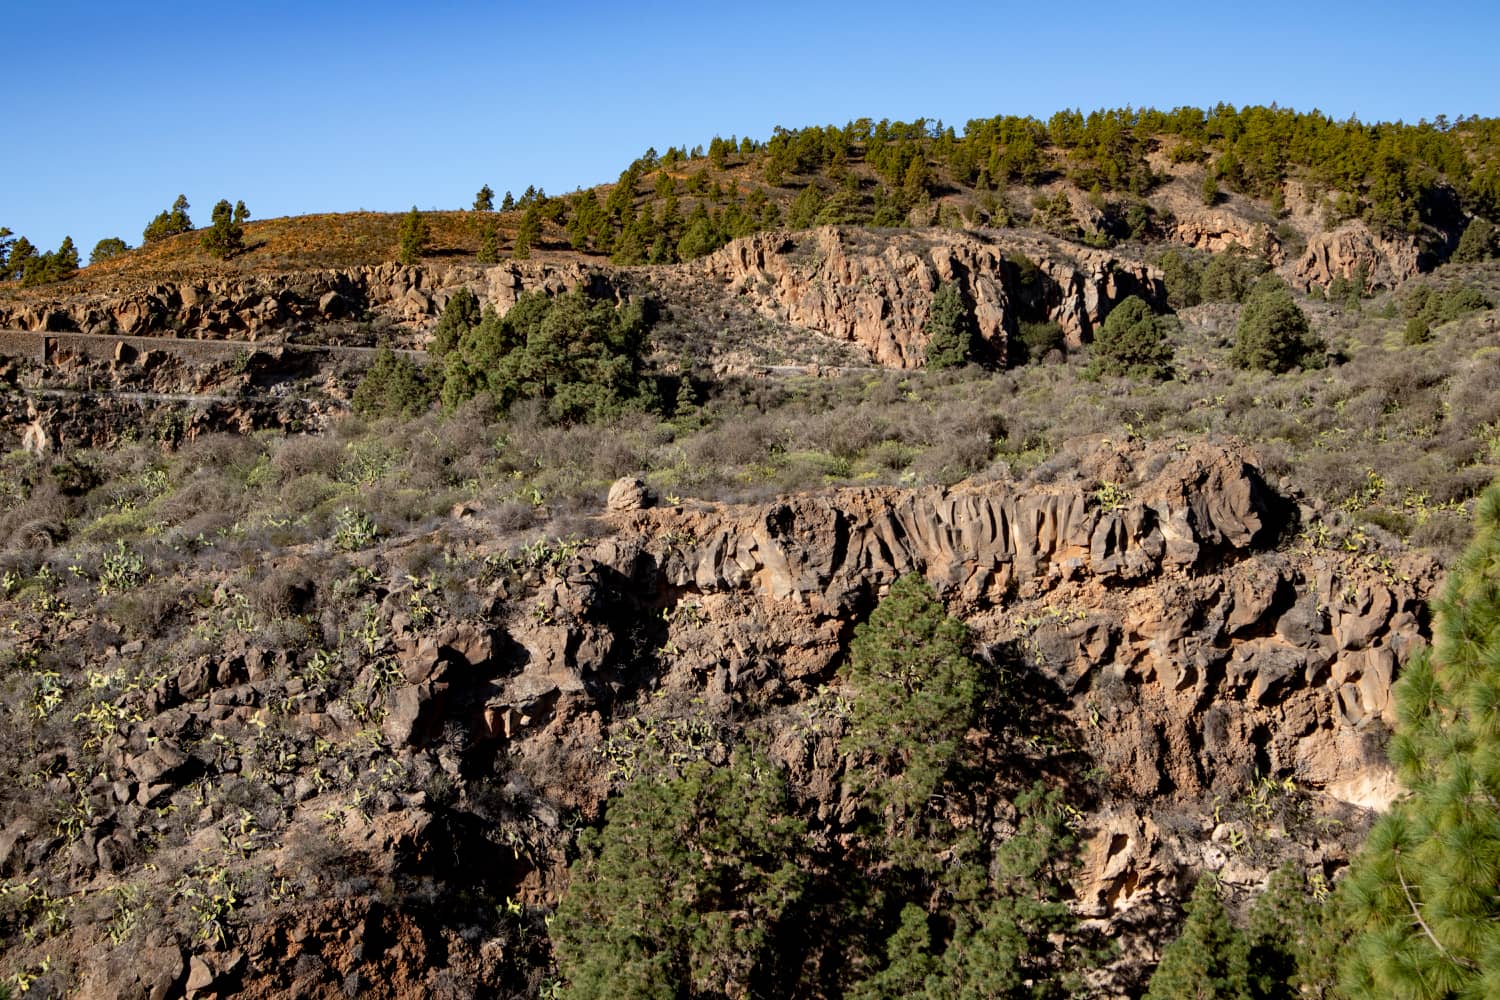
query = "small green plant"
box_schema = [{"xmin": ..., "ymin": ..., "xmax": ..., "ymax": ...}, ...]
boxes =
[
  {"xmin": 105, "ymin": 884, "xmax": 145, "ymax": 945},
  {"xmin": 1093, "ymin": 481, "xmax": 1133, "ymax": 512},
  {"xmin": 97, "ymin": 540, "xmax": 146, "ymax": 595},
  {"xmin": 333, "ymin": 507, "xmax": 378, "ymax": 551},
  {"xmin": 176, "ymin": 867, "xmax": 240, "ymax": 947}
]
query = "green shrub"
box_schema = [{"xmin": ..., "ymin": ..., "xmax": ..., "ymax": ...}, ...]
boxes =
[
  {"xmin": 332, "ymin": 507, "xmax": 377, "ymax": 551},
  {"xmin": 1231, "ymin": 278, "xmax": 1324, "ymax": 372},
  {"xmin": 1088, "ymin": 295, "xmax": 1175, "ymax": 380},
  {"xmin": 1398, "ymin": 282, "xmax": 1492, "ymax": 328},
  {"xmin": 1403, "ymin": 316, "xmax": 1431, "ymax": 345},
  {"xmin": 1453, "ymin": 217, "xmax": 1497, "ymax": 263},
  {"xmin": 1016, "ymin": 320, "xmax": 1066, "ymax": 364},
  {"xmin": 1155, "ymin": 249, "xmax": 1203, "ymax": 309},
  {"xmin": 1201, "ymin": 246, "xmax": 1270, "ymax": 303}
]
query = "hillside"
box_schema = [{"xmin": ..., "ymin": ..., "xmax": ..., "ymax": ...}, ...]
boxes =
[{"xmin": 1, "ymin": 105, "xmax": 1499, "ymax": 999}]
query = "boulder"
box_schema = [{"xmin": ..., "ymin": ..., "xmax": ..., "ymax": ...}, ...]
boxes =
[{"xmin": 607, "ymin": 476, "xmax": 656, "ymax": 513}]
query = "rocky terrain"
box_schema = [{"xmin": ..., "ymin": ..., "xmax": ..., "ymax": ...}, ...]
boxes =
[
  {"xmin": 0, "ymin": 428, "xmax": 1442, "ymax": 997},
  {"xmin": 0, "ymin": 211, "xmax": 1431, "ymax": 455},
  {"xmin": 2, "ymin": 106, "xmax": 1498, "ymax": 997}
]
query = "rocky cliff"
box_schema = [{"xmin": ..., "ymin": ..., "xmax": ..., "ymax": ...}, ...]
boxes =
[
  {"xmin": 694, "ymin": 226, "xmax": 1166, "ymax": 366},
  {"xmin": 0, "ymin": 439, "xmax": 1436, "ymax": 997},
  {"xmin": 0, "ymin": 227, "xmax": 1169, "ymax": 374},
  {"xmin": 0, "ymin": 259, "xmax": 601, "ymax": 343}
]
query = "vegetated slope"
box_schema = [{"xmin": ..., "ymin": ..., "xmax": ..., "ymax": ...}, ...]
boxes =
[
  {"xmin": 0, "ymin": 429, "xmax": 1441, "ymax": 997},
  {"xmin": 1, "ymin": 105, "xmax": 1500, "ymax": 998}
]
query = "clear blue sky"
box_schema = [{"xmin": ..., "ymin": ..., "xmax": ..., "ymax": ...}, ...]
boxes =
[{"xmin": 5, "ymin": 0, "xmax": 1499, "ymax": 258}]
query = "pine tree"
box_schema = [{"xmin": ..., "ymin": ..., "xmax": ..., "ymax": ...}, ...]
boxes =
[
  {"xmin": 1231, "ymin": 277, "xmax": 1324, "ymax": 372},
  {"xmin": 1201, "ymin": 170, "xmax": 1221, "ymax": 206},
  {"xmin": 1146, "ymin": 879, "xmax": 1252, "ymax": 1000},
  {"xmin": 473, "ymin": 184, "xmax": 494, "ymax": 212},
  {"xmin": 4, "ymin": 236, "xmax": 35, "ymax": 280},
  {"xmin": 397, "ymin": 206, "xmax": 428, "ymax": 265},
  {"xmin": 1089, "ymin": 295, "xmax": 1175, "ymax": 380},
  {"xmin": 476, "ymin": 221, "xmax": 499, "ymax": 264},
  {"xmin": 54, "ymin": 236, "xmax": 79, "ymax": 274},
  {"xmin": 550, "ymin": 753, "xmax": 807, "ymax": 1000},
  {"xmin": 200, "ymin": 199, "xmax": 245, "ymax": 259},
  {"xmin": 1453, "ymin": 217, "xmax": 1497, "ymax": 263},
  {"xmin": 89, "ymin": 237, "xmax": 130, "ymax": 265},
  {"xmin": 1245, "ymin": 865, "xmax": 1333, "ymax": 1000},
  {"xmin": 842, "ymin": 574, "xmax": 979, "ymax": 835},
  {"xmin": 513, "ymin": 206, "xmax": 540, "ymax": 260},
  {"xmin": 923, "ymin": 282, "xmax": 975, "ymax": 369},
  {"xmin": 143, "ymin": 194, "xmax": 193, "ymax": 243},
  {"xmin": 1339, "ymin": 482, "xmax": 1500, "ymax": 999},
  {"xmin": 431, "ymin": 287, "xmax": 480, "ymax": 357},
  {"xmin": 501, "ymin": 190, "xmax": 515, "ymax": 212}
]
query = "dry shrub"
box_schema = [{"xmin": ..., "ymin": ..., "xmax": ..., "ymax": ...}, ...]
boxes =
[
  {"xmin": 174, "ymin": 432, "xmax": 267, "ymax": 481},
  {"xmin": 253, "ymin": 564, "xmax": 316, "ymax": 619},
  {"xmin": 279, "ymin": 473, "xmax": 342, "ymax": 515},
  {"xmin": 154, "ymin": 468, "xmax": 249, "ymax": 526},
  {"xmin": 106, "ymin": 581, "xmax": 182, "ymax": 639},
  {"xmin": 271, "ymin": 434, "xmax": 345, "ymax": 483},
  {"xmin": 492, "ymin": 501, "xmax": 539, "ymax": 532}
]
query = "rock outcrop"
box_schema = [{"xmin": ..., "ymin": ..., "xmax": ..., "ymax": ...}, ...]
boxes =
[
  {"xmin": 694, "ymin": 226, "xmax": 1166, "ymax": 366},
  {"xmin": 0, "ymin": 259, "xmax": 604, "ymax": 342},
  {"xmin": 1171, "ymin": 209, "xmax": 1284, "ymax": 264},
  {"xmin": 0, "ymin": 437, "xmax": 1440, "ymax": 997},
  {"xmin": 1292, "ymin": 220, "xmax": 1422, "ymax": 291}
]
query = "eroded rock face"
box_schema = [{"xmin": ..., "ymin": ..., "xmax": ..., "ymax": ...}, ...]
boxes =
[
  {"xmin": 1292, "ymin": 220, "xmax": 1421, "ymax": 291},
  {"xmin": 1171, "ymin": 210, "xmax": 1284, "ymax": 264},
  {"xmin": 0, "ymin": 439, "xmax": 1440, "ymax": 997},
  {"xmin": 694, "ymin": 226, "xmax": 1166, "ymax": 366},
  {"xmin": 0, "ymin": 260, "xmax": 604, "ymax": 341},
  {"xmin": 477, "ymin": 441, "xmax": 1435, "ymax": 956}
]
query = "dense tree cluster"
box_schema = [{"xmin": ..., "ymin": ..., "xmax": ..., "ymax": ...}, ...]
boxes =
[
  {"xmin": 545, "ymin": 105, "xmax": 1498, "ymax": 274},
  {"xmin": 549, "ymin": 575, "xmax": 1090, "ymax": 998},
  {"xmin": 143, "ymin": 195, "xmax": 192, "ymax": 244},
  {"xmin": 0, "ymin": 228, "xmax": 79, "ymax": 286},
  {"xmin": 1145, "ymin": 867, "xmax": 1331, "ymax": 1000},
  {"xmin": 357, "ymin": 287, "xmax": 654, "ymax": 423},
  {"xmin": 199, "ymin": 199, "xmax": 249, "ymax": 259}
]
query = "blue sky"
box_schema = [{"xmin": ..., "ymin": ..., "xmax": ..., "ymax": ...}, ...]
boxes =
[{"xmin": 5, "ymin": 0, "xmax": 1499, "ymax": 257}]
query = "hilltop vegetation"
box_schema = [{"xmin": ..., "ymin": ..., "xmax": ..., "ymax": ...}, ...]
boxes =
[{"xmin": 4, "ymin": 104, "xmax": 1500, "ymax": 293}]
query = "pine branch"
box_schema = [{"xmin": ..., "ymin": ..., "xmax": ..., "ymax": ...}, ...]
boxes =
[{"xmin": 1397, "ymin": 866, "xmax": 1479, "ymax": 971}]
